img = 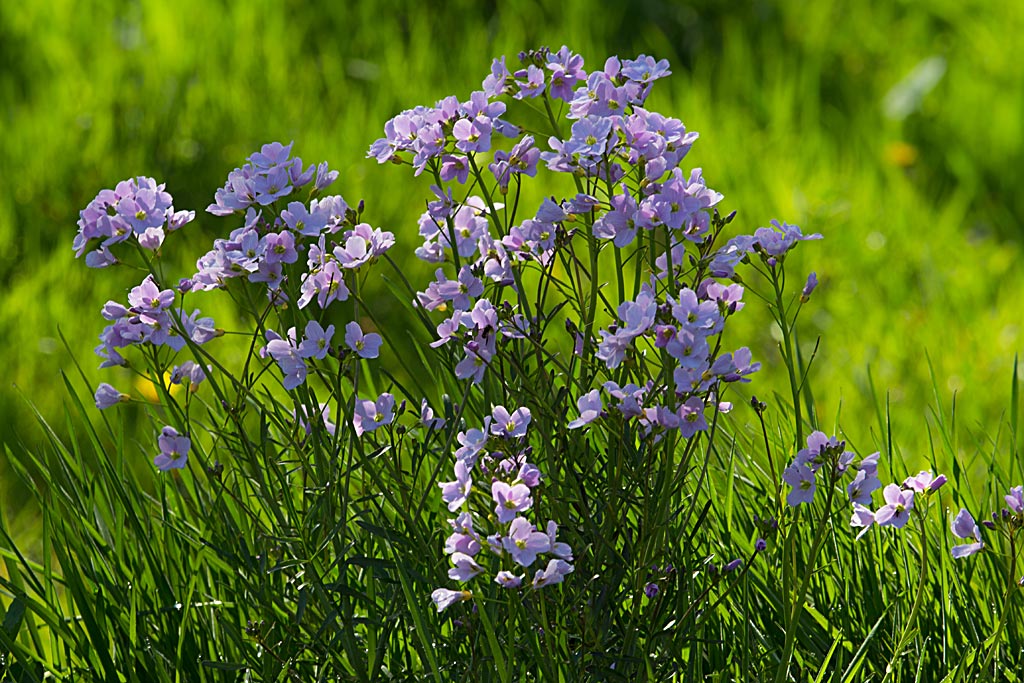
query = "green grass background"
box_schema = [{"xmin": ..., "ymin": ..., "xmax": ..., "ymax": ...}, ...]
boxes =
[{"xmin": 3, "ymin": 0, "xmax": 1023, "ymax": 516}]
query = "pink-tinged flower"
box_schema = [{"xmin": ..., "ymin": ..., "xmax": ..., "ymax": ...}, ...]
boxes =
[
  {"xmin": 794, "ymin": 431, "xmax": 843, "ymax": 473},
  {"xmin": 545, "ymin": 521, "xmax": 573, "ymax": 561},
  {"xmin": 517, "ymin": 462, "xmax": 541, "ymax": 488},
  {"xmin": 352, "ymin": 393, "xmax": 395, "ymax": 437},
  {"xmin": 439, "ymin": 460, "xmax": 473, "ymax": 512},
  {"xmin": 567, "ymin": 390, "xmax": 603, "ymax": 429},
  {"xmin": 858, "ymin": 452, "xmax": 880, "ymax": 477},
  {"xmin": 445, "ymin": 512, "xmax": 481, "ymax": 556},
  {"xmin": 154, "ymin": 426, "xmax": 190, "ymax": 471},
  {"xmin": 266, "ymin": 332, "xmax": 307, "ymax": 390},
  {"xmin": 677, "ymin": 396, "xmax": 708, "ymax": 438},
  {"xmin": 490, "ymin": 405, "xmax": 532, "ymax": 438},
  {"xmin": 454, "ymin": 338, "xmax": 494, "ymax": 383},
  {"xmin": 492, "ymin": 481, "xmax": 533, "ymax": 523},
  {"xmin": 1005, "ymin": 486, "xmax": 1024, "ymax": 513},
  {"xmin": 782, "ymin": 463, "xmax": 816, "ymax": 506},
  {"xmin": 343, "ymin": 321, "xmax": 383, "ymax": 359},
  {"xmin": 170, "ymin": 361, "xmax": 207, "ymax": 389},
  {"xmin": 531, "ymin": 559, "xmax": 574, "ymax": 588},
  {"xmin": 94, "ymin": 383, "xmax": 129, "ymax": 409},
  {"xmin": 850, "ymin": 504, "xmax": 875, "ymax": 540},
  {"xmin": 448, "ymin": 552, "xmax": 484, "ymax": 582},
  {"xmin": 875, "ymin": 484, "xmax": 915, "ymax": 528},
  {"xmin": 430, "ymin": 588, "xmax": 472, "ymax": 612},
  {"xmin": 292, "ymin": 403, "xmax": 336, "ymax": 437},
  {"xmin": 847, "ymin": 469, "xmax": 882, "ymax": 506},
  {"xmin": 128, "ymin": 274, "xmax": 175, "ymax": 314},
  {"xmin": 903, "ymin": 470, "xmax": 947, "ymax": 494},
  {"xmin": 454, "ymin": 423, "xmax": 489, "ymax": 465},
  {"xmin": 420, "ymin": 399, "xmax": 446, "ymax": 430},
  {"xmin": 298, "ymin": 320, "xmax": 335, "ymax": 360},
  {"xmin": 951, "ymin": 508, "xmax": 984, "ymax": 559},
  {"xmin": 503, "ymin": 517, "xmax": 550, "ymax": 567},
  {"xmin": 495, "ymin": 571, "xmax": 523, "ymax": 589}
]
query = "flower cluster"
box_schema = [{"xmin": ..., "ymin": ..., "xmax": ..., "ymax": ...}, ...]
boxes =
[
  {"xmin": 207, "ymin": 141, "xmax": 336, "ymax": 216},
  {"xmin": 584, "ymin": 281, "xmax": 758, "ymax": 439},
  {"xmin": 782, "ymin": 431, "xmax": 859, "ymax": 507},
  {"xmin": 950, "ymin": 485, "xmax": 1023, "ymax": 559},
  {"xmin": 94, "ymin": 274, "xmax": 220, "ymax": 370},
  {"xmin": 432, "ymin": 404, "xmax": 574, "ymax": 612},
  {"xmin": 850, "ymin": 470, "xmax": 946, "ymax": 537},
  {"xmin": 192, "ymin": 143, "xmax": 394, "ymax": 306},
  {"xmin": 73, "ymin": 176, "xmax": 195, "ymax": 267}
]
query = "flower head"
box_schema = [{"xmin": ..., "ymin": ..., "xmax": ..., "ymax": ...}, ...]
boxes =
[
  {"xmin": 782, "ymin": 463, "xmax": 816, "ymax": 506},
  {"xmin": 154, "ymin": 426, "xmax": 190, "ymax": 471},
  {"xmin": 951, "ymin": 508, "xmax": 984, "ymax": 559},
  {"xmin": 874, "ymin": 484, "xmax": 914, "ymax": 528},
  {"xmin": 344, "ymin": 321, "xmax": 383, "ymax": 359},
  {"xmin": 430, "ymin": 588, "xmax": 472, "ymax": 612}
]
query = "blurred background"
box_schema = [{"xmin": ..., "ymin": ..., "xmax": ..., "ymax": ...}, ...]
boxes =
[{"xmin": 3, "ymin": 0, "xmax": 1023, "ymax": 521}]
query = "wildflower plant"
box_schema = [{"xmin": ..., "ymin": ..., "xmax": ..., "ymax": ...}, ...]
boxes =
[{"xmin": 2, "ymin": 43, "xmax": 1018, "ymax": 682}]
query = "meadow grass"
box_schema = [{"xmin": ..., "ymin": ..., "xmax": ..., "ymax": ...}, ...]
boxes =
[{"xmin": 2, "ymin": 1, "xmax": 1023, "ymax": 680}]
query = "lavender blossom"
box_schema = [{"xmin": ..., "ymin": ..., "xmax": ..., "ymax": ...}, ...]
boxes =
[
  {"xmin": 951, "ymin": 508, "xmax": 984, "ymax": 559},
  {"xmin": 154, "ymin": 426, "xmax": 190, "ymax": 471}
]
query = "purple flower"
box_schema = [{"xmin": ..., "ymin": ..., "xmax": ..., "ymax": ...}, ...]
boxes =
[
  {"xmin": 677, "ymin": 397, "xmax": 708, "ymax": 438},
  {"xmin": 858, "ymin": 452, "xmax": 880, "ymax": 477},
  {"xmin": 154, "ymin": 426, "xmax": 190, "ymax": 471},
  {"xmin": 752, "ymin": 220, "xmax": 823, "ymax": 259},
  {"xmin": 903, "ymin": 470, "xmax": 946, "ymax": 494},
  {"xmin": 951, "ymin": 508, "xmax": 984, "ymax": 559},
  {"xmin": 755, "ymin": 538, "xmax": 767, "ymax": 552},
  {"xmin": 265, "ymin": 331, "xmax": 307, "ymax": 390},
  {"xmin": 490, "ymin": 405, "xmax": 531, "ymax": 438},
  {"xmin": 644, "ymin": 582, "xmax": 660, "ymax": 599},
  {"xmin": 782, "ymin": 463, "xmax": 816, "ymax": 506},
  {"xmin": 453, "ymin": 116, "xmax": 492, "ymax": 153},
  {"xmin": 448, "ymin": 552, "xmax": 485, "ymax": 582},
  {"xmin": 567, "ymin": 390, "xmax": 603, "ymax": 429},
  {"xmin": 503, "ymin": 517, "xmax": 550, "ymax": 567},
  {"xmin": 298, "ymin": 320, "xmax": 335, "ymax": 360},
  {"xmin": 343, "ymin": 321, "xmax": 383, "ymax": 359},
  {"xmin": 420, "ymin": 399, "xmax": 446, "ymax": 430},
  {"xmin": 495, "ymin": 571, "xmax": 523, "ymax": 589},
  {"xmin": 128, "ymin": 275, "xmax": 175, "ymax": 314},
  {"xmin": 445, "ymin": 512, "xmax": 481, "ymax": 556},
  {"xmin": 292, "ymin": 403, "xmax": 337, "ymax": 437},
  {"xmin": 352, "ymin": 393, "xmax": 395, "ymax": 437},
  {"xmin": 874, "ymin": 484, "xmax": 915, "ymax": 528},
  {"xmin": 545, "ymin": 521, "xmax": 573, "ymax": 560},
  {"xmin": 531, "ymin": 559, "xmax": 574, "ymax": 588},
  {"xmin": 801, "ymin": 272, "xmax": 818, "ymax": 302},
  {"xmin": 430, "ymin": 588, "xmax": 472, "ymax": 612},
  {"xmin": 439, "ymin": 460, "xmax": 473, "ymax": 511},
  {"xmin": 492, "ymin": 481, "xmax": 533, "ymax": 524},
  {"xmin": 454, "ymin": 424, "xmax": 489, "ymax": 465},
  {"xmin": 847, "ymin": 469, "xmax": 882, "ymax": 506},
  {"xmin": 169, "ymin": 361, "xmax": 207, "ymax": 391},
  {"xmin": 1005, "ymin": 486, "xmax": 1023, "ymax": 513},
  {"xmin": 94, "ymin": 383, "xmax": 129, "ymax": 409},
  {"xmin": 850, "ymin": 503, "xmax": 875, "ymax": 540}
]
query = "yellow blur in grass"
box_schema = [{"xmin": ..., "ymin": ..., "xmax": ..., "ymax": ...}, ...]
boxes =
[{"xmin": 134, "ymin": 371, "xmax": 184, "ymax": 403}]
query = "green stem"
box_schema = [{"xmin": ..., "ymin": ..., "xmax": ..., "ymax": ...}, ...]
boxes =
[
  {"xmin": 979, "ymin": 534, "xmax": 1019, "ymax": 672},
  {"xmin": 772, "ymin": 266, "xmax": 804, "ymax": 446},
  {"xmin": 774, "ymin": 477, "xmax": 836, "ymax": 683},
  {"xmin": 881, "ymin": 509, "xmax": 930, "ymax": 683}
]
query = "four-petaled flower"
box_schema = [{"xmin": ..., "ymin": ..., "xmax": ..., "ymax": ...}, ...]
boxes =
[
  {"xmin": 875, "ymin": 484, "xmax": 914, "ymax": 528},
  {"xmin": 154, "ymin": 426, "xmax": 190, "ymax": 471}
]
